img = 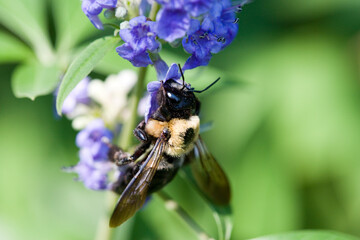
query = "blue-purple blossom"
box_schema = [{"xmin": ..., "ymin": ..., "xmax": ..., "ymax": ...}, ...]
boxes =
[
  {"xmin": 70, "ymin": 161, "xmax": 112, "ymax": 190},
  {"xmin": 68, "ymin": 119, "xmax": 114, "ymax": 190},
  {"xmin": 145, "ymin": 63, "xmax": 182, "ymax": 122},
  {"xmin": 155, "ymin": 5, "xmax": 190, "ymax": 42},
  {"xmin": 182, "ymin": 0, "xmax": 239, "ymax": 70},
  {"xmin": 155, "ymin": 0, "xmax": 216, "ymax": 42},
  {"xmin": 116, "ymin": 16, "xmax": 160, "ymax": 67},
  {"xmin": 62, "ymin": 77, "xmax": 90, "ymax": 115},
  {"xmin": 82, "ymin": 0, "xmax": 117, "ymax": 29},
  {"xmin": 184, "ymin": 0, "xmax": 215, "ymax": 17},
  {"xmin": 76, "ymin": 119, "xmax": 113, "ymax": 161}
]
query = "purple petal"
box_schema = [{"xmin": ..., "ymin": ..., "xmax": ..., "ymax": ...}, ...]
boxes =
[
  {"xmin": 187, "ymin": 19, "xmax": 201, "ymax": 35},
  {"xmin": 182, "ymin": 36, "xmax": 197, "ymax": 55},
  {"xmin": 129, "ymin": 15, "xmax": 147, "ymax": 27},
  {"xmin": 119, "ymin": 28, "xmax": 133, "ymax": 43},
  {"xmin": 156, "ymin": 8, "xmax": 190, "ymax": 42},
  {"xmin": 83, "ymin": 0, "xmax": 103, "ymax": 15},
  {"xmin": 184, "ymin": 0, "xmax": 214, "ymax": 17},
  {"xmin": 153, "ymin": 57, "xmax": 169, "ymax": 80},
  {"xmin": 97, "ymin": 0, "xmax": 117, "ymax": 8},
  {"xmin": 183, "ymin": 53, "xmax": 212, "ymax": 70},
  {"xmin": 86, "ymin": 13, "xmax": 103, "ymax": 29},
  {"xmin": 165, "ymin": 63, "xmax": 181, "ymax": 81},
  {"xmin": 116, "ymin": 44, "xmax": 153, "ymax": 67},
  {"xmin": 145, "ymin": 90, "xmax": 160, "ymax": 122},
  {"xmin": 79, "ymin": 148, "xmax": 94, "ymax": 165},
  {"xmin": 147, "ymin": 81, "xmax": 162, "ymax": 92},
  {"xmin": 76, "ymin": 130, "xmax": 90, "ymax": 147}
]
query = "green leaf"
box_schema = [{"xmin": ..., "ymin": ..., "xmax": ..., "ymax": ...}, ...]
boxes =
[
  {"xmin": 11, "ymin": 61, "xmax": 61, "ymax": 100},
  {"xmin": 56, "ymin": 36, "xmax": 120, "ymax": 115},
  {"xmin": 93, "ymin": 44, "xmax": 134, "ymax": 75},
  {"xmin": 0, "ymin": 0, "xmax": 54, "ymax": 64},
  {"xmin": 249, "ymin": 230, "xmax": 360, "ymax": 240},
  {"xmin": 0, "ymin": 31, "xmax": 33, "ymax": 63},
  {"xmin": 51, "ymin": 0, "xmax": 97, "ymax": 52}
]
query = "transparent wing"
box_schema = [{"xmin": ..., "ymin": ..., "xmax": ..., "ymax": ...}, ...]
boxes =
[
  {"xmin": 109, "ymin": 138, "xmax": 165, "ymax": 227},
  {"xmin": 188, "ymin": 136, "xmax": 231, "ymax": 206}
]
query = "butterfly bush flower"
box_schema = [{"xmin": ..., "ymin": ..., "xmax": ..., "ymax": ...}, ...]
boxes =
[
  {"xmin": 182, "ymin": 0, "xmax": 239, "ymax": 69},
  {"xmin": 81, "ymin": 0, "xmax": 247, "ymax": 70},
  {"xmin": 82, "ymin": 0, "xmax": 117, "ymax": 29},
  {"xmin": 67, "ymin": 119, "xmax": 115, "ymax": 190},
  {"xmin": 116, "ymin": 16, "xmax": 160, "ymax": 67},
  {"xmin": 155, "ymin": 0, "xmax": 215, "ymax": 42}
]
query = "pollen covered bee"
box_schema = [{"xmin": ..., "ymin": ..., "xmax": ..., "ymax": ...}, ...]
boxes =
[{"xmin": 107, "ymin": 65, "xmax": 230, "ymax": 227}]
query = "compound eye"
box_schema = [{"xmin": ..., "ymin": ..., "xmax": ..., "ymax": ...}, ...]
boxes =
[{"xmin": 166, "ymin": 91, "xmax": 180, "ymax": 103}]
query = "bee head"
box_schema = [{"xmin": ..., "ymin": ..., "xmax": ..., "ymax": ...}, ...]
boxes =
[
  {"xmin": 154, "ymin": 79, "xmax": 200, "ymax": 121},
  {"xmin": 163, "ymin": 79, "xmax": 199, "ymax": 112},
  {"xmin": 147, "ymin": 63, "xmax": 219, "ymax": 122}
]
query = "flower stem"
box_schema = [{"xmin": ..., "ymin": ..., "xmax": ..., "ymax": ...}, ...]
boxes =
[
  {"xmin": 95, "ymin": 66, "xmax": 148, "ymax": 240},
  {"xmin": 149, "ymin": 2, "xmax": 160, "ymax": 21},
  {"xmin": 157, "ymin": 191, "xmax": 215, "ymax": 240},
  {"xmin": 94, "ymin": 192, "xmax": 118, "ymax": 240},
  {"xmin": 120, "ymin": 66, "xmax": 148, "ymax": 150}
]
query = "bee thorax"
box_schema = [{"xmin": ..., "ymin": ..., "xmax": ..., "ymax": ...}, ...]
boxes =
[{"xmin": 145, "ymin": 116, "xmax": 200, "ymax": 157}]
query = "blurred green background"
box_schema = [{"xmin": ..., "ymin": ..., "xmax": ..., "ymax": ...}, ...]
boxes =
[{"xmin": 1, "ymin": 0, "xmax": 360, "ymax": 239}]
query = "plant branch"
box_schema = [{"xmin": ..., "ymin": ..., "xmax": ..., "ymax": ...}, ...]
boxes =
[
  {"xmin": 120, "ymin": 66, "xmax": 147, "ymax": 149},
  {"xmin": 95, "ymin": 66, "xmax": 148, "ymax": 240},
  {"xmin": 149, "ymin": 2, "xmax": 160, "ymax": 21}
]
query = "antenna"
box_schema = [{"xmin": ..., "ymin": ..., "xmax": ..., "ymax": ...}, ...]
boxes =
[
  {"xmin": 178, "ymin": 64, "xmax": 186, "ymax": 90},
  {"xmin": 190, "ymin": 77, "xmax": 220, "ymax": 93}
]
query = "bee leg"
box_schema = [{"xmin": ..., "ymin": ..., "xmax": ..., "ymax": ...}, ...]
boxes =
[
  {"xmin": 130, "ymin": 141, "xmax": 151, "ymax": 160},
  {"xmin": 133, "ymin": 120, "xmax": 149, "ymax": 142},
  {"xmin": 107, "ymin": 141, "xmax": 152, "ymax": 166},
  {"xmin": 107, "ymin": 144, "xmax": 133, "ymax": 166}
]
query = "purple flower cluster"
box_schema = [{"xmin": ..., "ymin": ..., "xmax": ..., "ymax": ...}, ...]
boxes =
[
  {"xmin": 116, "ymin": 16, "xmax": 161, "ymax": 67},
  {"xmin": 113, "ymin": 0, "xmax": 246, "ymax": 70},
  {"xmin": 182, "ymin": 1, "xmax": 240, "ymax": 69},
  {"xmin": 82, "ymin": 0, "xmax": 117, "ymax": 29},
  {"xmin": 68, "ymin": 119, "xmax": 114, "ymax": 190}
]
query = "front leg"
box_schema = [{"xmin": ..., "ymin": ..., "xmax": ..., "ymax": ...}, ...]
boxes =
[
  {"xmin": 133, "ymin": 120, "xmax": 149, "ymax": 142},
  {"xmin": 106, "ymin": 140, "xmax": 151, "ymax": 166},
  {"xmin": 107, "ymin": 143, "xmax": 133, "ymax": 166}
]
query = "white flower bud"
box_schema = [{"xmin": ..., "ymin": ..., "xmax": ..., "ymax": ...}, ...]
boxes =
[
  {"xmin": 120, "ymin": 21, "xmax": 130, "ymax": 30},
  {"xmin": 88, "ymin": 70, "xmax": 137, "ymax": 128},
  {"xmin": 115, "ymin": 7, "xmax": 127, "ymax": 18}
]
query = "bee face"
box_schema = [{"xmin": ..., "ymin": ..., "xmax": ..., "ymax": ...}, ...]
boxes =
[
  {"xmin": 163, "ymin": 79, "xmax": 199, "ymax": 113},
  {"xmin": 152, "ymin": 79, "xmax": 200, "ymax": 121}
]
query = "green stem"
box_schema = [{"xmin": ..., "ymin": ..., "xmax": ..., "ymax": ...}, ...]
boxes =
[
  {"xmin": 120, "ymin": 66, "xmax": 148, "ymax": 150},
  {"xmin": 95, "ymin": 66, "xmax": 148, "ymax": 240},
  {"xmin": 95, "ymin": 192, "xmax": 118, "ymax": 240},
  {"xmin": 149, "ymin": 2, "xmax": 160, "ymax": 21},
  {"xmin": 157, "ymin": 191, "xmax": 215, "ymax": 240}
]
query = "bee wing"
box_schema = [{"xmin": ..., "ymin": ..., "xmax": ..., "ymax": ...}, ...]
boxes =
[
  {"xmin": 109, "ymin": 138, "xmax": 165, "ymax": 227},
  {"xmin": 187, "ymin": 136, "xmax": 231, "ymax": 206}
]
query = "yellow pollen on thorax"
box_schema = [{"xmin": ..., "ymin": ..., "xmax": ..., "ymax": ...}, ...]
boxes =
[{"xmin": 145, "ymin": 116, "xmax": 200, "ymax": 157}]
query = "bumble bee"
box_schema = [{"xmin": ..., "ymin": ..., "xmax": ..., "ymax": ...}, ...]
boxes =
[{"xmin": 107, "ymin": 67, "xmax": 230, "ymax": 227}]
